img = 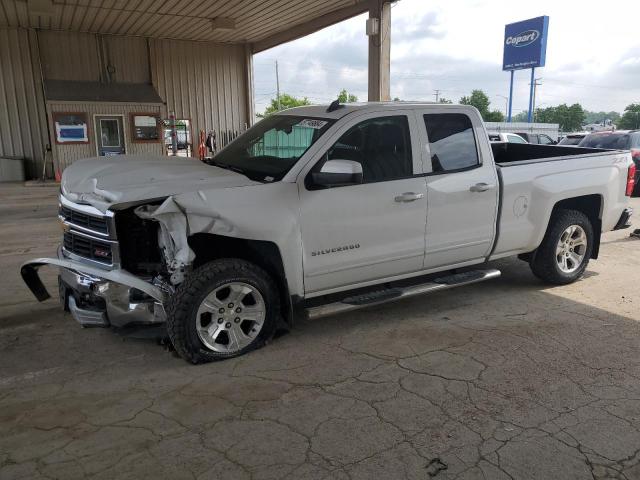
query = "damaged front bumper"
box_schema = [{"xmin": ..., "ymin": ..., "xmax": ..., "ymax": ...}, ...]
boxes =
[{"xmin": 21, "ymin": 249, "xmax": 167, "ymax": 328}]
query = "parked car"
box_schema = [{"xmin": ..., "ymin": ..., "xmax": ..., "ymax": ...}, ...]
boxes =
[
  {"xmin": 488, "ymin": 132, "xmax": 527, "ymax": 143},
  {"xmin": 515, "ymin": 132, "xmax": 557, "ymax": 145},
  {"xmin": 558, "ymin": 133, "xmax": 588, "ymax": 146},
  {"xmin": 578, "ymin": 131, "xmax": 640, "ymax": 195},
  {"xmin": 21, "ymin": 103, "xmax": 635, "ymax": 363}
]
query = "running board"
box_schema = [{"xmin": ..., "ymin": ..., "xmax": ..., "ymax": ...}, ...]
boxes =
[{"xmin": 306, "ymin": 269, "xmax": 501, "ymax": 320}]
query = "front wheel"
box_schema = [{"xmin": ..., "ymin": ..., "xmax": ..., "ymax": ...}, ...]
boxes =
[
  {"xmin": 166, "ymin": 259, "xmax": 280, "ymax": 364},
  {"xmin": 530, "ymin": 209, "xmax": 594, "ymax": 285}
]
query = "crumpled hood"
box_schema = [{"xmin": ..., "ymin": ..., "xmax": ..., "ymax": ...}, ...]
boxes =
[{"xmin": 61, "ymin": 154, "xmax": 259, "ymax": 211}]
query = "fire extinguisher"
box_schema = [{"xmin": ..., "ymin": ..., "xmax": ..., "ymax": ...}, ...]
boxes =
[{"xmin": 198, "ymin": 129, "xmax": 206, "ymax": 161}]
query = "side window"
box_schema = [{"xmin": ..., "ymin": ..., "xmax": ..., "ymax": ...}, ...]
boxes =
[
  {"xmin": 423, "ymin": 113, "xmax": 479, "ymax": 173},
  {"xmin": 325, "ymin": 115, "xmax": 413, "ymax": 183},
  {"xmin": 538, "ymin": 134, "xmax": 553, "ymax": 145},
  {"xmin": 508, "ymin": 134, "xmax": 526, "ymax": 144}
]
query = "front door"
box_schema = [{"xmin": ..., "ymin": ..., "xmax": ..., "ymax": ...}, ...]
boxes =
[
  {"xmin": 95, "ymin": 115, "xmax": 125, "ymax": 156},
  {"xmin": 299, "ymin": 112, "xmax": 427, "ymax": 294}
]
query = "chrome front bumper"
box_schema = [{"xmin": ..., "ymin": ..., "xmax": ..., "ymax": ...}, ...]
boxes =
[{"xmin": 21, "ymin": 250, "xmax": 167, "ymax": 328}]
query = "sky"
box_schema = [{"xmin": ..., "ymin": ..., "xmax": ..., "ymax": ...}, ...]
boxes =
[{"xmin": 253, "ymin": 0, "xmax": 640, "ymax": 118}]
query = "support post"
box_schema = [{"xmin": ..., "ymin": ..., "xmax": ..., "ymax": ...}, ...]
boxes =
[
  {"xmin": 527, "ymin": 67, "xmax": 536, "ymax": 123},
  {"xmin": 368, "ymin": 0, "xmax": 390, "ymax": 101},
  {"xmin": 275, "ymin": 60, "xmax": 281, "ymax": 111},
  {"xmin": 507, "ymin": 70, "xmax": 514, "ymax": 122},
  {"xmin": 243, "ymin": 43, "xmax": 255, "ymax": 127}
]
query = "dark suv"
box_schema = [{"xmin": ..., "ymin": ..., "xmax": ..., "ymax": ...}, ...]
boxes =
[
  {"xmin": 515, "ymin": 132, "xmax": 557, "ymax": 145},
  {"xmin": 578, "ymin": 131, "xmax": 640, "ymax": 195}
]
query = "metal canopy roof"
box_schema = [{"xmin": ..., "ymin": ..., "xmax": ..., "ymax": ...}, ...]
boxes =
[{"xmin": 1, "ymin": 0, "xmax": 369, "ymax": 50}]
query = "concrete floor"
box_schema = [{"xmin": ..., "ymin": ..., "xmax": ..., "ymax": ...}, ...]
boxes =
[{"xmin": 2, "ymin": 182, "xmax": 640, "ymax": 479}]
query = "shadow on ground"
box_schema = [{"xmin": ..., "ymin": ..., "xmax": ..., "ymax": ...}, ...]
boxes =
[{"xmin": 2, "ymin": 184, "xmax": 640, "ymax": 479}]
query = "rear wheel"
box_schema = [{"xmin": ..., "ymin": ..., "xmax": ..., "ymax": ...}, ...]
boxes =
[
  {"xmin": 530, "ymin": 209, "xmax": 593, "ymax": 285},
  {"xmin": 166, "ymin": 259, "xmax": 280, "ymax": 364}
]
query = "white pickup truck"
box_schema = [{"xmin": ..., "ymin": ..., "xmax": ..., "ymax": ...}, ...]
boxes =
[{"xmin": 22, "ymin": 102, "xmax": 635, "ymax": 363}]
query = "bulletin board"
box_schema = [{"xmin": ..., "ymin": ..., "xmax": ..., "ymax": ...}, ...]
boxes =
[
  {"xmin": 130, "ymin": 113, "xmax": 161, "ymax": 142},
  {"xmin": 53, "ymin": 112, "xmax": 89, "ymax": 144}
]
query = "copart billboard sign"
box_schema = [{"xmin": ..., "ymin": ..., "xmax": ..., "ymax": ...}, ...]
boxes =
[{"xmin": 503, "ymin": 16, "xmax": 549, "ymax": 71}]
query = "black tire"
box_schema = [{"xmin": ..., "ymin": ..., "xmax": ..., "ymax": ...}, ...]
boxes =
[
  {"xmin": 530, "ymin": 209, "xmax": 594, "ymax": 285},
  {"xmin": 166, "ymin": 259, "xmax": 280, "ymax": 364}
]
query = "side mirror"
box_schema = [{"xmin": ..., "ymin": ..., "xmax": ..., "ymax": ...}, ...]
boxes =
[{"xmin": 312, "ymin": 160, "xmax": 363, "ymax": 187}]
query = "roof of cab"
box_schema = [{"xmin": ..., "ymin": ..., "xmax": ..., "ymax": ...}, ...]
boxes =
[{"xmin": 275, "ymin": 101, "xmax": 457, "ymax": 120}]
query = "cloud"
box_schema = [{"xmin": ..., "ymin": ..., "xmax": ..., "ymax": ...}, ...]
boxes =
[{"xmin": 253, "ymin": 0, "xmax": 640, "ymax": 116}]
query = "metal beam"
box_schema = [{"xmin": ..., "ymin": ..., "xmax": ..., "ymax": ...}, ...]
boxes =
[
  {"xmin": 244, "ymin": 43, "xmax": 255, "ymax": 126},
  {"xmin": 368, "ymin": 0, "xmax": 390, "ymax": 101},
  {"xmin": 250, "ymin": 1, "xmax": 369, "ymax": 54}
]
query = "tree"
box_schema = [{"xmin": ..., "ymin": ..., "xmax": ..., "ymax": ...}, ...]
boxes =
[
  {"xmin": 459, "ymin": 90, "xmax": 490, "ymax": 116},
  {"xmin": 618, "ymin": 104, "xmax": 640, "ymax": 130},
  {"xmin": 459, "ymin": 90, "xmax": 503, "ymax": 121},
  {"xmin": 584, "ymin": 110, "xmax": 621, "ymax": 125},
  {"xmin": 259, "ymin": 93, "xmax": 311, "ymax": 117},
  {"xmin": 484, "ymin": 110, "xmax": 505, "ymax": 122},
  {"xmin": 530, "ymin": 103, "xmax": 585, "ymax": 131},
  {"xmin": 338, "ymin": 89, "xmax": 358, "ymax": 103},
  {"xmin": 512, "ymin": 111, "xmax": 529, "ymax": 122}
]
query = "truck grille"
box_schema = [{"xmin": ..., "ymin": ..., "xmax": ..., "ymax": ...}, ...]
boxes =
[
  {"xmin": 63, "ymin": 231, "xmax": 113, "ymax": 264},
  {"xmin": 59, "ymin": 205, "xmax": 109, "ymax": 235}
]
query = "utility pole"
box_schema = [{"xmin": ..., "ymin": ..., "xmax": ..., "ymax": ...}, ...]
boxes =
[
  {"xmin": 531, "ymin": 77, "xmax": 542, "ymax": 122},
  {"xmin": 275, "ymin": 60, "xmax": 281, "ymax": 111},
  {"xmin": 433, "ymin": 89, "xmax": 440, "ymax": 103}
]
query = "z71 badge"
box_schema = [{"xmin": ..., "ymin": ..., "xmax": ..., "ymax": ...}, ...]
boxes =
[{"xmin": 311, "ymin": 244, "xmax": 360, "ymax": 256}]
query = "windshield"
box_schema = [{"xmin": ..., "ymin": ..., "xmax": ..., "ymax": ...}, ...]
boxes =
[
  {"xmin": 212, "ymin": 115, "xmax": 334, "ymax": 182},
  {"xmin": 558, "ymin": 136, "xmax": 584, "ymax": 145},
  {"xmin": 578, "ymin": 134, "xmax": 631, "ymax": 149}
]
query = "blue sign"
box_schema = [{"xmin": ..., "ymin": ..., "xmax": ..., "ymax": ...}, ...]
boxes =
[{"xmin": 503, "ymin": 16, "xmax": 549, "ymax": 71}]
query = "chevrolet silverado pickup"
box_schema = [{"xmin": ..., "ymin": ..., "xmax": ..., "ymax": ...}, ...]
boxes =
[{"xmin": 21, "ymin": 102, "xmax": 635, "ymax": 363}]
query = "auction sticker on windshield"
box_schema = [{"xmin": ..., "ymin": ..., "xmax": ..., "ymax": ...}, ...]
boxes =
[{"xmin": 297, "ymin": 119, "xmax": 328, "ymax": 129}]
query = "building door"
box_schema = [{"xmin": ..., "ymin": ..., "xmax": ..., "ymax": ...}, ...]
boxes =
[{"xmin": 95, "ymin": 115, "xmax": 125, "ymax": 156}]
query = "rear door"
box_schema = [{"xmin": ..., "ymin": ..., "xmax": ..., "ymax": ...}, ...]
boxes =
[
  {"xmin": 298, "ymin": 111, "xmax": 427, "ymax": 294},
  {"xmin": 416, "ymin": 109, "xmax": 500, "ymax": 269}
]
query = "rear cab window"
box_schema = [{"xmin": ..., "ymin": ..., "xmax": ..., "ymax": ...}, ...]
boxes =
[
  {"xmin": 423, "ymin": 113, "xmax": 480, "ymax": 173},
  {"xmin": 579, "ymin": 134, "xmax": 631, "ymax": 149}
]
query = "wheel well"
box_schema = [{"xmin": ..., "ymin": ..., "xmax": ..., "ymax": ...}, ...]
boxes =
[
  {"xmin": 188, "ymin": 233, "xmax": 292, "ymax": 328},
  {"xmin": 552, "ymin": 194, "xmax": 602, "ymax": 259}
]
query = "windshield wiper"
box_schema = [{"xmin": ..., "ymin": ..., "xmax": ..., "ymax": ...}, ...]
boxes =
[{"xmin": 210, "ymin": 160, "xmax": 245, "ymax": 175}]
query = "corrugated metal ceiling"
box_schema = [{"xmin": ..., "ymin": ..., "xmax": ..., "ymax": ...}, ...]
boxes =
[{"xmin": 0, "ymin": 0, "xmax": 369, "ymax": 44}]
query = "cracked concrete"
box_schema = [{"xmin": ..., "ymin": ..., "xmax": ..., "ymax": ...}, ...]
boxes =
[{"xmin": 2, "ymin": 183, "xmax": 640, "ymax": 479}]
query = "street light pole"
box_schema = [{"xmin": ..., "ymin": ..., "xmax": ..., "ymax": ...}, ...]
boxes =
[{"xmin": 497, "ymin": 95, "xmax": 509, "ymax": 118}]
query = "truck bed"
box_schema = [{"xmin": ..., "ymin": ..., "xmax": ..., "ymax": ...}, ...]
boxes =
[
  {"xmin": 491, "ymin": 143, "xmax": 631, "ymax": 261},
  {"xmin": 491, "ymin": 142, "xmax": 610, "ymax": 166}
]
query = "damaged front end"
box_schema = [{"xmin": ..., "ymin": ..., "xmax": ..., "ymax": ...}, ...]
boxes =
[{"xmin": 21, "ymin": 195, "xmax": 181, "ymax": 329}]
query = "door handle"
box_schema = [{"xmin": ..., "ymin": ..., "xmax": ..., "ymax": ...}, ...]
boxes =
[
  {"xmin": 469, "ymin": 183, "xmax": 495, "ymax": 193},
  {"xmin": 394, "ymin": 192, "xmax": 424, "ymax": 203}
]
